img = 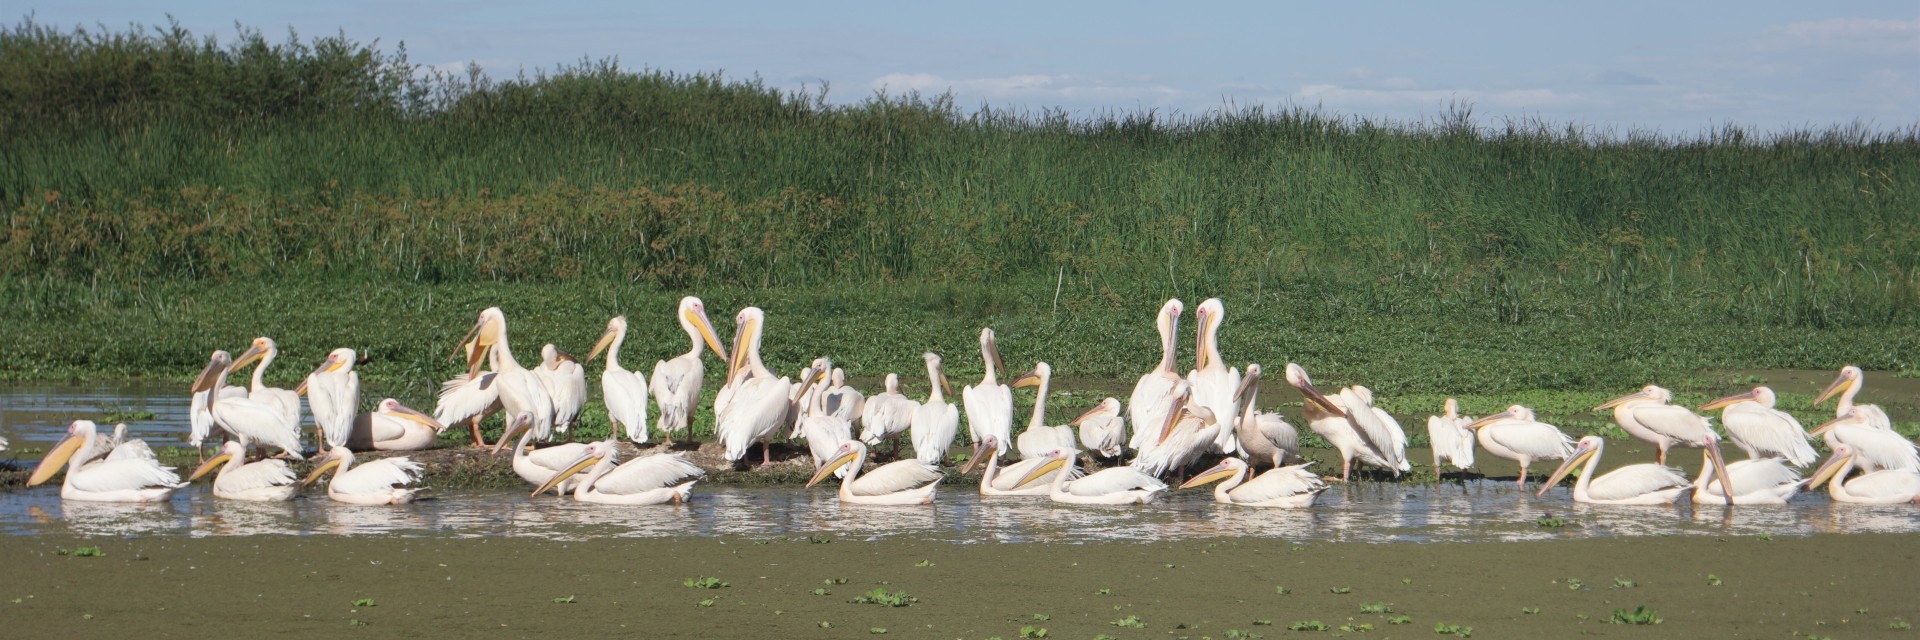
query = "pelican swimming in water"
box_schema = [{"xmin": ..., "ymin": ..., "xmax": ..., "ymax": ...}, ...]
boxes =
[
  {"xmin": 961, "ymin": 328, "xmax": 1015, "ymax": 459},
  {"xmin": 962, "ymin": 435, "xmax": 1081, "ymax": 496},
  {"xmin": 1698, "ymin": 386, "xmax": 1816, "ymax": 467},
  {"xmin": 1426, "ymin": 398, "xmax": 1475, "ymax": 474},
  {"xmin": 493, "ymin": 414, "xmax": 591, "ymax": 495},
  {"xmin": 1179, "ymin": 457, "xmax": 1327, "ymax": 508},
  {"xmin": 1465, "ymin": 405, "xmax": 1576, "ymax": 487},
  {"xmin": 1017, "ymin": 447, "xmax": 1168, "ymax": 505},
  {"xmin": 193, "ymin": 350, "xmax": 305, "ymax": 459},
  {"xmin": 859, "ymin": 373, "xmax": 919, "ymax": 451},
  {"xmin": 1806, "ymin": 444, "xmax": 1920, "ymax": 505},
  {"xmin": 1071, "ymin": 397, "xmax": 1127, "ymax": 459},
  {"xmin": 536, "ymin": 344, "xmax": 587, "ymax": 439},
  {"xmin": 301, "ymin": 448, "xmax": 425, "ymax": 505},
  {"xmin": 346, "ymin": 398, "xmax": 447, "ymax": 451},
  {"xmin": 298, "ymin": 348, "xmax": 360, "ymax": 453},
  {"xmin": 806, "ymin": 440, "xmax": 943, "ymax": 505},
  {"xmin": 533, "ymin": 439, "xmax": 706, "ymax": 504},
  {"xmin": 28, "ymin": 420, "xmax": 185, "ymax": 502},
  {"xmin": 651, "ymin": 297, "xmax": 728, "ymax": 444},
  {"xmin": 188, "ymin": 440, "xmax": 299, "ymax": 501},
  {"xmin": 909, "ymin": 352, "xmax": 960, "ymax": 466},
  {"xmin": 1128, "ymin": 298, "xmax": 1184, "ymax": 456},
  {"xmin": 1534, "ymin": 436, "xmax": 1691, "ymax": 505},
  {"xmin": 1808, "ymin": 408, "xmax": 1919, "ymax": 473},
  {"xmin": 1685, "ymin": 432, "xmax": 1794, "ymax": 505},
  {"xmin": 1185, "ymin": 298, "xmax": 1242, "ymax": 455},
  {"xmin": 455, "ymin": 307, "xmax": 554, "ymax": 444},
  {"xmin": 1592, "ymin": 385, "xmax": 1708, "ymax": 466},
  {"xmin": 1234, "ymin": 364, "xmax": 1303, "ymax": 469},
  {"xmin": 587, "ymin": 316, "xmax": 650, "ymax": 443}
]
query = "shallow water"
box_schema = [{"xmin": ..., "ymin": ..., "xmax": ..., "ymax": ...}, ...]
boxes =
[
  {"xmin": 3, "ymin": 480, "xmax": 1913, "ymax": 543},
  {"xmin": 1, "ymin": 382, "xmax": 199, "ymax": 449}
]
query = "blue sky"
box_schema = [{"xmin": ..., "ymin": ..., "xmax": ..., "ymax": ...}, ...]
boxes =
[{"xmin": 26, "ymin": 1, "xmax": 1920, "ymax": 133}]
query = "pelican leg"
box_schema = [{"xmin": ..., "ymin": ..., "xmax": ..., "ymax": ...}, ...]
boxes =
[
  {"xmin": 1656, "ymin": 447, "xmax": 1666, "ymax": 466},
  {"xmin": 1515, "ymin": 463, "xmax": 1528, "ymax": 488},
  {"xmin": 1340, "ymin": 457, "xmax": 1352, "ymax": 482},
  {"xmin": 761, "ymin": 440, "xmax": 773, "ymax": 466}
]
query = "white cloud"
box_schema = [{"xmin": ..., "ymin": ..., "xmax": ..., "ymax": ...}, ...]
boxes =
[
  {"xmin": 870, "ymin": 72, "xmax": 1180, "ymax": 105},
  {"xmin": 1777, "ymin": 17, "xmax": 1920, "ymax": 53}
]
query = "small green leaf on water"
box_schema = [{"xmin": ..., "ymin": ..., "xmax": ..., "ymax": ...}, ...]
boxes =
[
  {"xmin": 1111, "ymin": 615, "xmax": 1146, "ymax": 628},
  {"xmin": 551, "ymin": 595, "xmax": 575, "ymax": 604},
  {"xmin": 818, "ymin": 621, "xmax": 831, "ymax": 629},
  {"xmin": 696, "ymin": 598, "xmax": 716, "ymax": 607},
  {"xmin": 869, "ymin": 627, "xmax": 887, "ymax": 634},
  {"xmin": 351, "ymin": 598, "xmax": 375, "ymax": 607},
  {"xmin": 1329, "ymin": 586, "xmax": 1352, "ymax": 594},
  {"xmin": 1522, "ymin": 607, "xmax": 1540, "ymax": 614},
  {"xmin": 914, "ymin": 559, "xmax": 934, "ymax": 567},
  {"xmin": 1032, "ymin": 613, "xmax": 1050, "ymax": 621},
  {"xmin": 1019, "ymin": 625, "xmax": 1048, "ymax": 638},
  {"xmin": 1387, "ymin": 615, "xmax": 1411, "ymax": 625},
  {"xmin": 1706, "ymin": 574, "xmax": 1723, "ymax": 586},
  {"xmin": 1359, "ymin": 602, "xmax": 1391, "ymax": 613}
]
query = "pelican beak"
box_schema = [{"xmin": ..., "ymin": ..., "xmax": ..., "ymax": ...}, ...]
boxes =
[
  {"xmin": 1178, "ymin": 461, "xmax": 1239, "ymax": 490},
  {"xmin": 553, "ymin": 349, "xmax": 579, "ymax": 365},
  {"xmin": 531, "ymin": 450, "xmax": 602, "ymax": 497},
  {"xmin": 189, "ymin": 452, "xmax": 234, "ymax": 482},
  {"xmin": 1813, "ymin": 373, "xmax": 1853, "ymax": 407},
  {"xmin": 1296, "ymin": 380, "xmax": 1344, "ymax": 417},
  {"xmin": 1592, "ymin": 389, "xmax": 1651, "ymax": 412},
  {"xmin": 1068, "ymin": 403, "xmax": 1107, "ymax": 427},
  {"xmin": 1806, "ymin": 453, "xmax": 1853, "ymax": 490},
  {"xmin": 389, "ymin": 402, "xmax": 448, "ymax": 433},
  {"xmin": 1697, "ymin": 390, "xmax": 1756, "ymax": 411},
  {"xmin": 1808, "ymin": 414, "xmax": 1850, "ymax": 437},
  {"xmin": 1464, "ymin": 409, "xmax": 1517, "ymax": 431},
  {"xmin": 987, "ymin": 333, "xmax": 1007, "ymax": 377},
  {"xmin": 451, "ymin": 318, "xmax": 484, "ymax": 363},
  {"xmin": 1156, "ymin": 394, "xmax": 1192, "ymax": 444},
  {"xmin": 806, "ymin": 449, "xmax": 859, "ymax": 488},
  {"xmin": 491, "ymin": 416, "xmax": 533, "ymax": 455},
  {"xmin": 939, "ymin": 369, "xmax": 954, "ymax": 397},
  {"xmin": 1194, "ymin": 309, "xmax": 1213, "ymax": 370},
  {"xmin": 1536, "ymin": 444, "xmax": 1598, "ymax": 497},
  {"xmin": 726, "ymin": 317, "xmax": 755, "ymax": 381},
  {"xmin": 1010, "ymin": 370, "xmax": 1043, "ymax": 389},
  {"xmin": 1231, "ymin": 370, "xmax": 1260, "ymax": 405},
  {"xmin": 586, "ymin": 326, "xmax": 619, "ymax": 362},
  {"xmin": 1011, "ymin": 456, "xmax": 1067, "ymax": 490},
  {"xmin": 1705, "ymin": 438, "xmax": 1735, "ymax": 505},
  {"xmin": 231, "ymin": 344, "xmax": 268, "ymax": 371},
  {"xmin": 26, "ymin": 433, "xmax": 86, "ymax": 486},
  {"xmin": 294, "ymin": 355, "xmax": 340, "ymax": 395},
  {"xmin": 190, "ymin": 355, "xmax": 224, "ymax": 394},
  {"xmin": 301, "ymin": 457, "xmax": 344, "ymax": 487},
  {"xmin": 690, "ymin": 307, "xmax": 728, "ymax": 362},
  {"xmin": 960, "ymin": 440, "xmax": 992, "ymax": 475}
]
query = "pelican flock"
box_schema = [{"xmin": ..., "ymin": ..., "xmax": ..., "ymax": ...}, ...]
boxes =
[{"xmin": 8, "ymin": 295, "xmax": 1915, "ymax": 528}]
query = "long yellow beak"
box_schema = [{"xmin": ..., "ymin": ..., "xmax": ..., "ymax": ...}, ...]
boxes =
[
  {"xmin": 491, "ymin": 417, "xmax": 533, "ymax": 455},
  {"xmin": 986, "ymin": 333, "xmax": 1007, "ymax": 378},
  {"xmin": 1465, "ymin": 409, "xmax": 1517, "ymax": 431},
  {"xmin": 1593, "ymin": 390, "xmax": 1651, "ymax": 412},
  {"xmin": 1156, "ymin": 394, "xmax": 1192, "ymax": 445},
  {"xmin": 690, "ymin": 309, "xmax": 727, "ymax": 362},
  {"xmin": 27, "ymin": 434, "xmax": 85, "ymax": 486},
  {"xmin": 806, "ymin": 450, "xmax": 859, "ymax": 488},
  {"xmin": 1705, "ymin": 439, "xmax": 1735, "ymax": 505},
  {"xmin": 389, "ymin": 403, "xmax": 447, "ymax": 433},
  {"xmin": 190, "ymin": 355, "xmax": 225, "ymax": 394},
  {"xmin": 726, "ymin": 317, "xmax": 756, "ymax": 381},
  {"xmin": 587, "ymin": 327, "xmax": 619, "ymax": 362},
  {"xmin": 1231, "ymin": 370, "xmax": 1261, "ymax": 405},
  {"xmin": 1809, "ymin": 415, "xmax": 1850, "ymax": 437},
  {"xmin": 1068, "ymin": 403, "xmax": 1109, "ymax": 427},
  {"xmin": 1297, "ymin": 381, "xmax": 1345, "ymax": 418},
  {"xmin": 231, "ymin": 344, "xmax": 268, "ymax": 371},
  {"xmin": 1813, "ymin": 374, "xmax": 1852, "ymax": 407},
  {"xmin": 959, "ymin": 440, "xmax": 992, "ymax": 475},
  {"xmin": 301, "ymin": 458, "xmax": 343, "ymax": 487},
  {"xmin": 1194, "ymin": 311, "xmax": 1214, "ymax": 370},
  {"xmin": 1806, "ymin": 453, "xmax": 1853, "ymax": 490},
  {"xmin": 189, "ymin": 453, "xmax": 235, "ymax": 482},
  {"xmin": 531, "ymin": 452, "xmax": 601, "ymax": 497},
  {"xmin": 1536, "ymin": 446, "xmax": 1597, "ymax": 497},
  {"xmin": 1011, "ymin": 456, "xmax": 1067, "ymax": 490},
  {"xmin": 1178, "ymin": 461, "xmax": 1239, "ymax": 490},
  {"xmin": 294, "ymin": 357, "xmax": 342, "ymax": 395},
  {"xmin": 1698, "ymin": 391, "xmax": 1756, "ymax": 411},
  {"xmin": 1010, "ymin": 370, "xmax": 1043, "ymax": 389}
]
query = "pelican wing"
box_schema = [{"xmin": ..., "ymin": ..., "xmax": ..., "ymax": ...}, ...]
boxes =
[
  {"xmin": 603, "ymin": 367, "xmax": 650, "ymax": 441},
  {"xmin": 650, "ymin": 355, "xmax": 702, "ymax": 432},
  {"xmin": 1427, "ymin": 415, "xmax": 1458, "ymax": 460},
  {"xmin": 219, "ymin": 459, "xmax": 298, "ymax": 493},
  {"xmin": 1337, "ymin": 389, "xmax": 1399, "ymax": 464},
  {"xmin": 537, "ymin": 361, "xmax": 588, "ymax": 429},
  {"xmin": 860, "ymin": 395, "xmax": 918, "ymax": 443},
  {"xmin": 909, "ymin": 401, "xmax": 960, "ymax": 465},
  {"xmin": 333, "ymin": 457, "xmax": 423, "ymax": 495},
  {"xmin": 1722, "ymin": 405, "xmax": 1816, "ymax": 466},
  {"xmin": 434, "ymin": 371, "xmax": 499, "ymax": 425},
  {"xmin": 823, "ymin": 387, "xmax": 865, "ymax": 423},
  {"xmin": 1627, "ymin": 403, "xmax": 1712, "ymax": 442},
  {"xmin": 595, "ymin": 453, "xmax": 704, "ymax": 495},
  {"xmin": 1251, "ymin": 413, "xmax": 1300, "ymax": 458},
  {"xmin": 1843, "ymin": 469, "xmax": 1920, "ymax": 500},
  {"xmin": 717, "ymin": 376, "xmax": 794, "ymax": 461},
  {"xmin": 990, "ymin": 456, "xmax": 1086, "ymax": 490},
  {"xmin": 961, "ymin": 383, "xmax": 1014, "ymax": 447},
  {"xmin": 1126, "ymin": 374, "xmax": 1178, "ymax": 450},
  {"xmin": 190, "ymin": 390, "xmax": 215, "ymax": 446},
  {"xmin": 526, "ymin": 442, "xmax": 591, "ymax": 471},
  {"xmin": 1079, "ymin": 415, "xmax": 1127, "ymax": 457},
  {"xmin": 254, "ymin": 387, "xmax": 301, "ymax": 427},
  {"xmin": 1585, "ymin": 464, "xmax": 1689, "ymax": 501},
  {"xmin": 848, "ymin": 459, "xmax": 942, "ymax": 496},
  {"xmin": 309, "ymin": 370, "xmax": 360, "ymax": 449},
  {"xmin": 1231, "ymin": 464, "xmax": 1328, "ymax": 503},
  {"xmin": 69, "ymin": 458, "xmax": 184, "ymax": 492},
  {"xmin": 1017, "ymin": 425, "xmax": 1076, "ymax": 458},
  {"xmin": 1707, "ymin": 458, "xmax": 1801, "ymax": 495},
  {"xmin": 1067, "ymin": 466, "xmax": 1166, "ymax": 497},
  {"xmin": 1486, "ymin": 422, "xmax": 1575, "ymax": 460},
  {"xmin": 106, "ymin": 439, "xmax": 158, "ymax": 462},
  {"xmin": 214, "ymin": 396, "xmax": 304, "ymax": 456}
]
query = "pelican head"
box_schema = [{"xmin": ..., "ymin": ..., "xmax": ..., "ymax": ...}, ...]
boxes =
[
  {"xmin": 883, "ymin": 372, "xmax": 901, "ymax": 394},
  {"xmin": 1154, "ymin": 381, "xmax": 1195, "ymax": 444},
  {"xmin": 1465, "ymin": 405, "xmax": 1533, "ymax": 430},
  {"xmin": 679, "ymin": 297, "xmax": 728, "ymax": 361},
  {"xmin": 1233, "ymin": 363, "xmax": 1263, "ymax": 405},
  {"xmin": 191, "ymin": 350, "xmax": 233, "ymax": 394},
  {"xmin": 924, "ymin": 352, "xmax": 953, "ymax": 396},
  {"xmin": 727, "ymin": 307, "xmax": 767, "ymax": 380},
  {"xmin": 1283, "ymin": 363, "xmax": 1345, "ymax": 417},
  {"xmin": 190, "ymin": 441, "xmax": 249, "ymax": 482},
  {"xmin": 806, "ymin": 441, "xmax": 867, "ymax": 488},
  {"xmin": 1179, "ymin": 457, "xmax": 1249, "ymax": 490},
  {"xmin": 296, "ymin": 348, "xmax": 357, "ymax": 395},
  {"xmin": 230, "ymin": 336, "xmax": 279, "ymax": 371},
  {"xmin": 1070, "ymin": 397, "xmax": 1122, "ymax": 427},
  {"xmin": 301, "ymin": 447, "xmax": 355, "ymax": 487},
  {"xmin": 1806, "ymin": 444, "xmax": 1858, "ymax": 490},
  {"xmin": 1593, "ymin": 384, "xmax": 1668, "ymax": 411},
  {"xmin": 980, "ymin": 328, "xmax": 1007, "ymax": 378},
  {"xmin": 531, "ymin": 439, "xmax": 618, "ymax": 496},
  {"xmin": 27, "ymin": 420, "xmax": 100, "ymax": 486},
  {"xmin": 1814, "ymin": 366, "xmax": 1862, "ymax": 407},
  {"xmin": 378, "ymin": 398, "xmax": 447, "ymax": 433},
  {"xmin": 1194, "ymin": 298, "xmax": 1225, "ymax": 369},
  {"xmin": 454, "ymin": 307, "xmax": 507, "ymax": 375},
  {"xmin": 830, "ymin": 367, "xmax": 848, "ymax": 388},
  {"xmin": 961, "ymin": 436, "xmax": 1000, "ymax": 475},
  {"xmin": 587, "ymin": 316, "xmax": 628, "ymax": 362},
  {"xmin": 491, "ymin": 414, "xmax": 537, "ymax": 455},
  {"xmin": 1808, "ymin": 407, "xmax": 1867, "ymax": 437},
  {"xmin": 1443, "ymin": 397, "xmax": 1460, "ymax": 419},
  {"xmin": 1700, "ymin": 386, "xmax": 1770, "ymax": 411},
  {"xmin": 1536, "ymin": 436, "xmax": 1605, "ymax": 496},
  {"xmin": 1011, "ymin": 362, "xmax": 1050, "ymax": 388}
]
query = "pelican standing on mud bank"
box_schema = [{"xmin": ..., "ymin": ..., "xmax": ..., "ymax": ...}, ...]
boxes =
[
  {"xmin": 188, "ymin": 350, "xmax": 246, "ymax": 460},
  {"xmin": 299, "ymin": 348, "xmax": 361, "ymax": 453},
  {"xmin": 194, "ymin": 350, "xmax": 305, "ymax": 459},
  {"xmin": 1234, "ymin": 364, "xmax": 1303, "ymax": 469},
  {"xmin": 716, "ymin": 307, "xmax": 800, "ymax": 466},
  {"xmin": 347, "ymin": 398, "xmax": 447, "ymax": 451},
  {"xmin": 435, "ymin": 339, "xmax": 502, "ymax": 447},
  {"xmin": 1129, "ymin": 298, "xmax": 1184, "ymax": 456},
  {"xmin": 28, "ymin": 420, "xmax": 185, "ymax": 502},
  {"xmin": 1426, "ymin": 398, "xmax": 1475, "ymax": 474},
  {"xmin": 653, "ymin": 297, "xmax": 728, "ymax": 444},
  {"xmin": 1593, "ymin": 385, "xmax": 1704, "ymax": 466},
  {"xmin": 807, "ymin": 440, "xmax": 943, "ymax": 505},
  {"xmin": 1535, "ymin": 436, "xmax": 1691, "ymax": 505},
  {"xmin": 536, "ymin": 344, "xmax": 587, "ymax": 439},
  {"xmin": 859, "ymin": 373, "xmax": 918, "ymax": 450},
  {"xmin": 533, "ymin": 439, "xmax": 706, "ymax": 504},
  {"xmin": 1072, "ymin": 397, "xmax": 1127, "ymax": 459},
  {"xmin": 588, "ymin": 316, "xmax": 650, "ymax": 443},
  {"xmin": 456, "ymin": 307, "xmax": 553, "ymax": 445},
  {"xmin": 1285, "ymin": 364, "xmax": 1381, "ymax": 481},
  {"xmin": 189, "ymin": 440, "xmax": 299, "ymax": 501},
  {"xmin": 1185, "ymin": 298, "xmax": 1241, "ymax": 455},
  {"xmin": 910, "ymin": 352, "xmax": 959, "ymax": 466},
  {"xmin": 961, "ymin": 328, "xmax": 1014, "ymax": 460}
]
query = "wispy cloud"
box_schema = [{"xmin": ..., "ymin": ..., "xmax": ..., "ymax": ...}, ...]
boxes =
[
  {"xmin": 1589, "ymin": 70, "xmax": 1658, "ymax": 86},
  {"xmin": 870, "ymin": 72, "xmax": 1181, "ymax": 105},
  {"xmin": 1777, "ymin": 17, "xmax": 1920, "ymax": 53},
  {"xmin": 1295, "ymin": 84, "xmax": 1586, "ymax": 109}
]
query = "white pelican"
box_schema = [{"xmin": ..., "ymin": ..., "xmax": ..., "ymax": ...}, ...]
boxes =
[
  {"xmin": 493, "ymin": 414, "xmax": 591, "ymax": 495},
  {"xmin": 1464, "ymin": 405, "xmax": 1576, "ymax": 487},
  {"xmin": 1128, "ymin": 298, "xmax": 1184, "ymax": 455},
  {"xmin": 1814, "ymin": 365, "xmax": 1873, "ymax": 417},
  {"xmin": 1808, "ymin": 408, "xmax": 1920, "ymax": 473},
  {"xmin": 859, "ymin": 373, "xmax": 918, "ymax": 450},
  {"xmin": 346, "ymin": 398, "xmax": 447, "ymax": 451},
  {"xmin": 536, "ymin": 344, "xmax": 587, "ymax": 439},
  {"xmin": 435, "ymin": 338, "xmax": 502, "ymax": 447},
  {"xmin": 533, "ymin": 439, "xmax": 706, "ymax": 504},
  {"xmin": 962, "ymin": 435, "xmax": 1080, "ymax": 496},
  {"xmin": 1690, "ymin": 434, "xmax": 1799, "ymax": 506},
  {"xmin": 651, "ymin": 297, "xmax": 728, "ymax": 444},
  {"xmin": 1807, "ymin": 444, "xmax": 1920, "ymax": 505},
  {"xmin": 1335, "ymin": 385, "xmax": 1409, "ymax": 474},
  {"xmin": 716, "ymin": 307, "xmax": 805, "ymax": 466},
  {"xmin": 791, "ymin": 365, "xmax": 852, "ymax": 476},
  {"xmin": 1180, "ymin": 457, "xmax": 1327, "ymax": 508},
  {"xmin": 1426, "ymin": 398, "xmax": 1475, "ymax": 473},
  {"xmin": 1698, "ymin": 386, "xmax": 1817, "ymax": 466},
  {"xmin": 1233, "ymin": 364, "xmax": 1302, "ymax": 469},
  {"xmin": 821, "ymin": 368, "xmax": 865, "ymax": 426},
  {"xmin": 188, "ymin": 350, "xmax": 247, "ymax": 459},
  {"xmin": 1017, "ymin": 447, "xmax": 1168, "ymax": 505},
  {"xmin": 909, "ymin": 353, "xmax": 960, "ymax": 466},
  {"xmin": 1071, "ymin": 397, "xmax": 1126, "ymax": 459},
  {"xmin": 298, "ymin": 348, "xmax": 360, "ymax": 453},
  {"xmin": 787, "ymin": 358, "xmax": 832, "ymax": 438},
  {"xmin": 1133, "ymin": 388, "xmax": 1219, "ymax": 479},
  {"xmin": 587, "ymin": 316, "xmax": 650, "ymax": 443},
  {"xmin": 1592, "ymin": 385, "xmax": 1708, "ymax": 465},
  {"xmin": 1285, "ymin": 364, "xmax": 1384, "ymax": 481},
  {"xmin": 85, "ymin": 422, "xmax": 158, "ymax": 463},
  {"xmin": 301, "ymin": 448, "xmax": 425, "ymax": 505},
  {"xmin": 806, "ymin": 440, "xmax": 942, "ymax": 505},
  {"xmin": 1534, "ymin": 436, "xmax": 1690, "ymax": 505},
  {"xmin": 961, "ymin": 328, "xmax": 1015, "ymax": 459},
  {"xmin": 192, "ymin": 351, "xmax": 305, "ymax": 459},
  {"xmin": 1008, "ymin": 361, "xmax": 1070, "ymax": 454},
  {"xmin": 233, "ymin": 337, "xmax": 302, "ymax": 429},
  {"xmin": 1185, "ymin": 298, "xmax": 1241, "ymax": 455},
  {"xmin": 188, "ymin": 440, "xmax": 298, "ymax": 501},
  {"xmin": 456, "ymin": 307, "xmax": 555, "ymax": 443},
  {"xmin": 28, "ymin": 420, "xmax": 185, "ymax": 502}
]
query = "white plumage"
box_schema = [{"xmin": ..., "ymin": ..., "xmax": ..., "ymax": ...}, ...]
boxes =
[
  {"xmin": 1286, "ymin": 363, "xmax": 1390, "ymax": 481},
  {"xmin": 859, "ymin": 373, "xmax": 918, "ymax": 447},
  {"xmin": 302, "ymin": 348, "xmax": 361, "ymax": 451},
  {"xmin": 1426, "ymin": 398, "xmax": 1475, "ymax": 471},
  {"xmin": 1810, "ymin": 407, "xmax": 1919, "ymax": 473},
  {"xmin": 347, "ymin": 398, "xmax": 446, "ymax": 451},
  {"xmin": 1810, "ymin": 444, "xmax": 1920, "ymax": 505},
  {"xmin": 1468, "ymin": 405, "xmax": 1576, "ymax": 487},
  {"xmin": 457, "ymin": 307, "xmax": 555, "ymax": 443},
  {"xmin": 534, "ymin": 440, "xmax": 705, "ymax": 504},
  {"xmin": 650, "ymin": 297, "xmax": 727, "ymax": 444},
  {"xmin": 1692, "ymin": 454, "xmax": 1801, "ymax": 506},
  {"xmin": 495, "ymin": 415, "xmax": 591, "ymax": 495},
  {"xmin": 1536, "ymin": 436, "xmax": 1689, "ymax": 505},
  {"xmin": 909, "ymin": 352, "xmax": 959, "ymax": 466},
  {"xmin": 821, "ymin": 368, "xmax": 865, "ymax": 426},
  {"xmin": 304, "ymin": 448, "xmax": 425, "ymax": 505},
  {"xmin": 28, "ymin": 420, "xmax": 184, "ymax": 503},
  {"xmin": 1072, "ymin": 397, "xmax": 1127, "ymax": 459},
  {"xmin": 1128, "ymin": 298, "xmax": 1184, "ymax": 455},
  {"xmin": 587, "ymin": 316, "xmax": 651, "ymax": 443},
  {"xmin": 197, "ymin": 350, "xmax": 305, "ymax": 459},
  {"xmin": 1701, "ymin": 386, "xmax": 1816, "ymax": 467},
  {"xmin": 235, "ymin": 337, "xmax": 303, "ymax": 434},
  {"xmin": 190, "ymin": 440, "xmax": 298, "ymax": 501},
  {"xmin": 715, "ymin": 307, "xmax": 801, "ymax": 465},
  {"xmin": 1181, "ymin": 457, "xmax": 1326, "ymax": 508},
  {"xmin": 1233, "ymin": 364, "xmax": 1302, "ymax": 469},
  {"xmin": 1185, "ymin": 298, "xmax": 1241, "ymax": 455},
  {"xmin": 961, "ymin": 328, "xmax": 1015, "ymax": 458},
  {"xmin": 1024, "ymin": 448, "xmax": 1166, "ymax": 505},
  {"xmin": 536, "ymin": 343, "xmax": 587, "ymax": 437},
  {"xmin": 807, "ymin": 441, "xmax": 942, "ymax": 505}
]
